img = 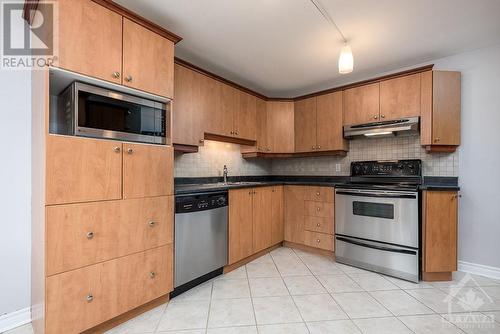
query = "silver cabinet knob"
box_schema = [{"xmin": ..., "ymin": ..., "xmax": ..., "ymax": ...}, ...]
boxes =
[
  {"xmin": 230, "ymin": 131, "xmax": 234, "ymax": 135},
  {"xmin": 434, "ymin": 138, "xmax": 441, "ymax": 142},
  {"xmin": 149, "ymin": 271, "xmax": 156, "ymax": 279},
  {"xmin": 317, "ymin": 145, "xmax": 321, "ymax": 149},
  {"xmin": 86, "ymin": 294, "xmax": 94, "ymax": 302},
  {"xmin": 267, "ymin": 148, "xmax": 271, "ymax": 151},
  {"xmin": 374, "ymin": 115, "xmax": 379, "ymax": 119},
  {"xmin": 148, "ymin": 221, "xmax": 156, "ymax": 227},
  {"xmin": 316, "ymin": 239, "xmax": 321, "ymax": 243},
  {"xmin": 199, "ymin": 139, "xmax": 204, "ymax": 143},
  {"xmin": 86, "ymin": 232, "xmax": 94, "ymax": 240},
  {"xmin": 127, "ymin": 148, "xmax": 133, "ymax": 154},
  {"xmin": 125, "ymin": 75, "xmax": 133, "ymax": 82},
  {"xmin": 311, "ymin": 146, "xmax": 316, "ymax": 150},
  {"xmin": 113, "ymin": 146, "xmax": 120, "ymax": 153},
  {"xmin": 249, "ymin": 191, "xmax": 252, "ymax": 195},
  {"xmin": 316, "ymin": 192, "xmax": 320, "ymax": 196},
  {"xmin": 235, "ymin": 131, "xmax": 239, "ymax": 135},
  {"xmin": 112, "ymin": 71, "xmax": 120, "ymax": 79},
  {"xmin": 316, "ymin": 223, "xmax": 321, "ymax": 227},
  {"xmin": 380, "ymin": 115, "xmax": 385, "ymax": 119},
  {"xmin": 317, "ymin": 207, "xmax": 321, "ymax": 211}
]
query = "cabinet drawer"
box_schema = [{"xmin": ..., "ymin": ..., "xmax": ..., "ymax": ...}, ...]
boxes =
[
  {"xmin": 304, "ymin": 216, "xmax": 333, "ymax": 235},
  {"xmin": 47, "ymin": 196, "xmax": 173, "ymax": 275},
  {"xmin": 304, "ymin": 201, "xmax": 333, "ymax": 218},
  {"xmin": 46, "ymin": 245, "xmax": 172, "ymax": 334},
  {"xmin": 304, "ymin": 231, "xmax": 333, "ymax": 251},
  {"xmin": 303, "ymin": 187, "xmax": 334, "ymax": 203}
]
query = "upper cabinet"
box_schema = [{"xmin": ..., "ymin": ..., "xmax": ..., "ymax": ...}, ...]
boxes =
[
  {"xmin": 343, "ymin": 83, "xmax": 380, "ymax": 125},
  {"xmin": 380, "ymin": 73, "xmax": 421, "ymax": 121},
  {"xmin": 218, "ymin": 84, "xmax": 239, "ymax": 137},
  {"xmin": 56, "ymin": 0, "xmax": 175, "ymax": 98},
  {"xmin": 56, "ymin": 0, "xmax": 123, "ymax": 84},
  {"xmin": 122, "ymin": 19, "xmax": 174, "ymax": 98},
  {"xmin": 255, "ymin": 99, "xmax": 268, "ymax": 152},
  {"xmin": 420, "ymin": 71, "xmax": 461, "ymax": 151},
  {"xmin": 295, "ymin": 94, "xmax": 347, "ymax": 153},
  {"xmin": 236, "ymin": 92, "xmax": 257, "ymax": 140},
  {"xmin": 294, "ymin": 97, "xmax": 317, "ymax": 152},
  {"xmin": 267, "ymin": 102, "xmax": 295, "ymax": 153}
]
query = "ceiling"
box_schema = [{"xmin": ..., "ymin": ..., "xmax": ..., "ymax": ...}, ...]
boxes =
[{"xmin": 115, "ymin": 0, "xmax": 500, "ymax": 97}]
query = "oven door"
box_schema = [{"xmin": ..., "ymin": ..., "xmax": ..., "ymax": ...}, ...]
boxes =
[{"xmin": 335, "ymin": 188, "xmax": 418, "ymax": 248}]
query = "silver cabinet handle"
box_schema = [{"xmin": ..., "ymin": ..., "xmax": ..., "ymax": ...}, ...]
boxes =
[
  {"xmin": 316, "ymin": 239, "xmax": 321, "ymax": 243},
  {"xmin": 112, "ymin": 72, "xmax": 120, "ymax": 79},
  {"xmin": 311, "ymin": 146, "xmax": 315, "ymax": 150},
  {"xmin": 86, "ymin": 232, "xmax": 94, "ymax": 240},
  {"xmin": 380, "ymin": 115, "xmax": 385, "ymax": 119},
  {"xmin": 374, "ymin": 115, "xmax": 378, "ymax": 119},
  {"xmin": 317, "ymin": 207, "xmax": 321, "ymax": 211},
  {"xmin": 148, "ymin": 221, "xmax": 156, "ymax": 227},
  {"xmin": 150, "ymin": 271, "xmax": 156, "ymax": 279},
  {"xmin": 86, "ymin": 294, "xmax": 94, "ymax": 302},
  {"xmin": 235, "ymin": 131, "xmax": 239, "ymax": 135},
  {"xmin": 113, "ymin": 146, "xmax": 120, "ymax": 153},
  {"xmin": 316, "ymin": 192, "xmax": 320, "ymax": 196},
  {"xmin": 125, "ymin": 75, "xmax": 133, "ymax": 82},
  {"xmin": 317, "ymin": 145, "xmax": 321, "ymax": 149},
  {"xmin": 316, "ymin": 223, "xmax": 321, "ymax": 227},
  {"xmin": 127, "ymin": 148, "xmax": 133, "ymax": 154}
]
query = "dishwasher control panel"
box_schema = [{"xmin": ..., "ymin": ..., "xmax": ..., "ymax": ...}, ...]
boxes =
[{"xmin": 175, "ymin": 192, "xmax": 228, "ymax": 213}]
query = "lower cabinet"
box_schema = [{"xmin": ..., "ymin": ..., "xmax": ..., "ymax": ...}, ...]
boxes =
[
  {"xmin": 284, "ymin": 185, "xmax": 335, "ymax": 252},
  {"xmin": 46, "ymin": 245, "xmax": 173, "ymax": 334},
  {"xmin": 229, "ymin": 186, "xmax": 284, "ymax": 264},
  {"xmin": 422, "ymin": 191, "xmax": 458, "ymax": 280}
]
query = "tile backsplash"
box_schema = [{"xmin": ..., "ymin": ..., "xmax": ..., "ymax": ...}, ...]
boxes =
[
  {"xmin": 174, "ymin": 135, "xmax": 459, "ymax": 178},
  {"xmin": 174, "ymin": 140, "xmax": 272, "ymax": 177},
  {"xmin": 272, "ymin": 134, "xmax": 459, "ymax": 176}
]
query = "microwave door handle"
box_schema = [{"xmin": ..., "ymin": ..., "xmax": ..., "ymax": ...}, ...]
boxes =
[
  {"xmin": 336, "ymin": 236, "xmax": 417, "ymax": 255},
  {"xmin": 335, "ymin": 191, "xmax": 416, "ymax": 199}
]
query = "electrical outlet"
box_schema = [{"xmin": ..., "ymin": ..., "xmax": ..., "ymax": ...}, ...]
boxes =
[{"xmin": 335, "ymin": 164, "xmax": 341, "ymax": 172}]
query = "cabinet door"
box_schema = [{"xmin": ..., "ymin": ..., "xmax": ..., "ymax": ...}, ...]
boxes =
[
  {"xmin": 267, "ymin": 101, "xmax": 295, "ymax": 153},
  {"xmin": 343, "ymin": 83, "xmax": 380, "ymax": 125},
  {"xmin": 46, "ymin": 196, "xmax": 173, "ymax": 275},
  {"xmin": 123, "ymin": 18, "xmax": 174, "ymax": 98},
  {"xmin": 56, "ymin": 0, "xmax": 122, "ymax": 84},
  {"xmin": 316, "ymin": 92, "xmax": 348, "ymax": 151},
  {"xmin": 236, "ymin": 92, "xmax": 257, "ymax": 140},
  {"xmin": 253, "ymin": 187, "xmax": 273, "ymax": 253},
  {"xmin": 284, "ymin": 186, "xmax": 305, "ymax": 244},
  {"xmin": 173, "ymin": 64, "xmax": 203, "ymax": 146},
  {"xmin": 294, "ymin": 97, "xmax": 317, "ymax": 152},
  {"xmin": 380, "ymin": 73, "xmax": 421, "ymax": 121},
  {"xmin": 219, "ymin": 84, "xmax": 238, "ymax": 137},
  {"xmin": 423, "ymin": 191, "xmax": 458, "ymax": 273},
  {"xmin": 255, "ymin": 99, "xmax": 268, "ymax": 152},
  {"xmin": 199, "ymin": 74, "xmax": 221, "ymax": 143},
  {"xmin": 123, "ymin": 144, "xmax": 173, "ymax": 198},
  {"xmin": 229, "ymin": 189, "xmax": 254, "ymax": 264},
  {"xmin": 46, "ymin": 136, "xmax": 122, "ymax": 205},
  {"xmin": 271, "ymin": 186, "xmax": 284, "ymax": 245}
]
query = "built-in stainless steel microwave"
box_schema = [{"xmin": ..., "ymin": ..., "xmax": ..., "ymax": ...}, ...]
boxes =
[{"xmin": 51, "ymin": 82, "xmax": 169, "ymax": 144}]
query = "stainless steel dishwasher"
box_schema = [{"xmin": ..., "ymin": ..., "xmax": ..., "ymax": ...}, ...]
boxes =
[{"xmin": 173, "ymin": 191, "xmax": 228, "ymax": 296}]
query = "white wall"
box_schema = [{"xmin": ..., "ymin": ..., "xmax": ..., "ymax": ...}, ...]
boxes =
[
  {"xmin": 0, "ymin": 68, "xmax": 31, "ymax": 316},
  {"xmin": 432, "ymin": 45, "xmax": 500, "ymax": 269}
]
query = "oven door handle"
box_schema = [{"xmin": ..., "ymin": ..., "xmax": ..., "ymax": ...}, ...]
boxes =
[
  {"xmin": 336, "ymin": 236, "xmax": 417, "ymax": 255},
  {"xmin": 335, "ymin": 191, "xmax": 417, "ymax": 199}
]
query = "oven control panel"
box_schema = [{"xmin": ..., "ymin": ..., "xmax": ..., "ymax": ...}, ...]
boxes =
[{"xmin": 351, "ymin": 160, "xmax": 422, "ymax": 177}]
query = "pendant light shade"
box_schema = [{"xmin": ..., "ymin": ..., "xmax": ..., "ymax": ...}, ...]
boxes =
[{"xmin": 338, "ymin": 44, "xmax": 354, "ymax": 74}]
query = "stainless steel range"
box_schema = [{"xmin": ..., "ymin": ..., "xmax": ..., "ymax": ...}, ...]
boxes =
[{"xmin": 335, "ymin": 160, "xmax": 422, "ymax": 282}]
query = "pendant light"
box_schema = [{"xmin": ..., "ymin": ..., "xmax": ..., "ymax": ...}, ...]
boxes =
[{"xmin": 309, "ymin": 0, "xmax": 354, "ymax": 74}]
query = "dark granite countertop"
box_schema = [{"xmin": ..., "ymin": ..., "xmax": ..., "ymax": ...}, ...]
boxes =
[{"xmin": 174, "ymin": 175, "xmax": 459, "ymax": 195}]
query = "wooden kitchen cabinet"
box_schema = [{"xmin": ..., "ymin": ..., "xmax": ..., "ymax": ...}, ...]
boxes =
[
  {"xmin": 123, "ymin": 143, "xmax": 174, "ymax": 198},
  {"xmin": 316, "ymin": 92, "xmax": 348, "ymax": 152},
  {"xmin": 380, "ymin": 73, "xmax": 421, "ymax": 121},
  {"xmin": 122, "ymin": 18, "xmax": 174, "ymax": 98},
  {"xmin": 255, "ymin": 98, "xmax": 268, "ymax": 152},
  {"xmin": 46, "ymin": 196, "xmax": 173, "ymax": 275},
  {"xmin": 271, "ymin": 186, "xmax": 285, "ymax": 245},
  {"xmin": 267, "ymin": 101, "xmax": 295, "ymax": 153},
  {"xmin": 294, "ymin": 97, "xmax": 317, "ymax": 152},
  {"xmin": 421, "ymin": 71, "xmax": 461, "ymax": 151},
  {"xmin": 219, "ymin": 84, "xmax": 239, "ymax": 137},
  {"xmin": 252, "ymin": 187, "xmax": 273, "ymax": 253},
  {"xmin": 56, "ymin": 0, "xmax": 123, "ymax": 84},
  {"xmin": 236, "ymin": 92, "xmax": 257, "ymax": 140},
  {"xmin": 173, "ymin": 64, "xmax": 204, "ymax": 146},
  {"xmin": 46, "ymin": 246, "xmax": 172, "ymax": 334},
  {"xmin": 422, "ymin": 191, "xmax": 458, "ymax": 281},
  {"xmin": 46, "ymin": 136, "xmax": 122, "ymax": 205},
  {"xmin": 229, "ymin": 189, "xmax": 254, "ymax": 264},
  {"xmin": 343, "ymin": 83, "xmax": 380, "ymax": 125},
  {"xmin": 284, "ymin": 186, "xmax": 306, "ymax": 244}
]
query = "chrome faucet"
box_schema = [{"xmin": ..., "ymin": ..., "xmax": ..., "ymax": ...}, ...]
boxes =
[{"xmin": 223, "ymin": 165, "xmax": 228, "ymax": 184}]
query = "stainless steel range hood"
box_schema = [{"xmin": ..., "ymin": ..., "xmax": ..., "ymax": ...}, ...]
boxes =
[{"xmin": 344, "ymin": 117, "xmax": 420, "ymax": 138}]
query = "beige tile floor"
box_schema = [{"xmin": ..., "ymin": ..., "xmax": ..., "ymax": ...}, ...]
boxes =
[{"xmin": 4, "ymin": 247, "xmax": 500, "ymax": 334}]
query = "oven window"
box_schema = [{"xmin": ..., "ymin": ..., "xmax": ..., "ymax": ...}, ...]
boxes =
[{"xmin": 353, "ymin": 201, "xmax": 394, "ymax": 219}]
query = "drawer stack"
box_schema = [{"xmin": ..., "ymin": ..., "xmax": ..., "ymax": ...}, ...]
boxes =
[
  {"xmin": 43, "ymin": 136, "xmax": 174, "ymax": 334},
  {"xmin": 284, "ymin": 186, "xmax": 335, "ymax": 252}
]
